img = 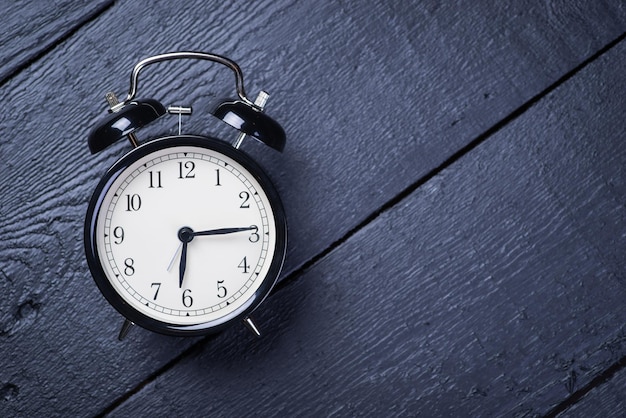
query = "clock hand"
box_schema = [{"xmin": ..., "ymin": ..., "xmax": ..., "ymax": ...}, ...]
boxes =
[
  {"xmin": 179, "ymin": 240, "xmax": 188, "ymax": 288},
  {"xmin": 167, "ymin": 242, "xmax": 183, "ymax": 272},
  {"xmin": 174, "ymin": 226, "xmax": 255, "ymax": 287},
  {"xmin": 192, "ymin": 226, "xmax": 256, "ymax": 236},
  {"xmin": 177, "ymin": 227, "xmax": 195, "ymax": 288}
]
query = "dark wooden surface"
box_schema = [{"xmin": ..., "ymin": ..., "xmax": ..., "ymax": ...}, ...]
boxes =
[
  {"xmin": 0, "ymin": 1, "xmax": 112, "ymax": 85},
  {"xmin": 0, "ymin": 1, "xmax": 624, "ymax": 416}
]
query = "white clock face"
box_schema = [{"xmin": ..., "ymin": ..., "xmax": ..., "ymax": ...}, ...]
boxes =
[{"xmin": 93, "ymin": 141, "xmax": 280, "ymax": 328}]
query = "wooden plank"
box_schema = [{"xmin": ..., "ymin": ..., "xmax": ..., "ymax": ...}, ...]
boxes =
[
  {"xmin": 0, "ymin": 0, "xmax": 624, "ymax": 416},
  {"xmin": 252, "ymin": 0, "xmax": 626, "ymax": 277},
  {"xmin": 0, "ymin": 0, "xmax": 112, "ymax": 84},
  {"xmin": 555, "ymin": 365, "xmax": 626, "ymax": 417},
  {"xmin": 105, "ymin": 36, "xmax": 626, "ymax": 416}
]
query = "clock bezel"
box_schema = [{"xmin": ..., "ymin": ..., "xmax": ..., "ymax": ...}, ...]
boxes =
[{"xmin": 84, "ymin": 135, "xmax": 287, "ymax": 336}]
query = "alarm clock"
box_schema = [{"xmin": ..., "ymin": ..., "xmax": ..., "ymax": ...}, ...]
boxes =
[{"xmin": 84, "ymin": 52, "xmax": 287, "ymax": 340}]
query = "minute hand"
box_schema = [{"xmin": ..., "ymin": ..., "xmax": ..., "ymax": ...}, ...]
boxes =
[{"xmin": 193, "ymin": 226, "xmax": 256, "ymax": 236}]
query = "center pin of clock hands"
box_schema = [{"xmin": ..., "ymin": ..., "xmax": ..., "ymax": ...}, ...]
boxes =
[{"xmin": 167, "ymin": 226, "xmax": 257, "ymax": 288}]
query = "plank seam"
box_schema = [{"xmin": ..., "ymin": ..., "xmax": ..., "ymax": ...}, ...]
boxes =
[
  {"xmin": 0, "ymin": 1, "xmax": 115, "ymax": 87},
  {"xmin": 277, "ymin": 30, "xmax": 626, "ymax": 292},
  {"xmin": 99, "ymin": 30, "xmax": 626, "ymax": 416},
  {"xmin": 95, "ymin": 336, "xmax": 212, "ymax": 417},
  {"xmin": 542, "ymin": 355, "xmax": 626, "ymax": 417}
]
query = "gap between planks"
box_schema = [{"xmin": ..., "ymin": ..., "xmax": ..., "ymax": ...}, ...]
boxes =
[
  {"xmin": 543, "ymin": 355, "xmax": 626, "ymax": 417},
  {"xmin": 93, "ymin": 29, "xmax": 626, "ymax": 417},
  {"xmin": 0, "ymin": 1, "xmax": 114, "ymax": 87}
]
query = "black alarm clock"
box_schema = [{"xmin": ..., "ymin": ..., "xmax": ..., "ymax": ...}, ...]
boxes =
[{"xmin": 84, "ymin": 52, "xmax": 287, "ymax": 340}]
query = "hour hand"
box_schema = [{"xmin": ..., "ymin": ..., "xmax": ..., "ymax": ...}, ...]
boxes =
[
  {"xmin": 174, "ymin": 226, "xmax": 255, "ymax": 288},
  {"xmin": 179, "ymin": 241, "xmax": 188, "ymax": 288},
  {"xmin": 177, "ymin": 227, "xmax": 194, "ymax": 288}
]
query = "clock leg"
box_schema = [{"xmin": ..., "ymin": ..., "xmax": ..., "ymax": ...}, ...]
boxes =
[
  {"xmin": 242, "ymin": 316, "xmax": 261, "ymax": 338},
  {"xmin": 117, "ymin": 319, "xmax": 135, "ymax": 341}
]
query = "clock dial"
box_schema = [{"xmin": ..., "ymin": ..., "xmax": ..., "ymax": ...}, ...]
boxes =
[{"xmin": 86, "ymin": 136, "xmax": 286, "ymax": 334}]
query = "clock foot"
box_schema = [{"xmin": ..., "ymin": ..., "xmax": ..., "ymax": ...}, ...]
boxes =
[
  {"xmin": 118, "ymin": 319, "xmax": 135, "ymax": 341},
  {"xmin": 242, "ymin": 316, "xmax": 261, "ymax": 338}
]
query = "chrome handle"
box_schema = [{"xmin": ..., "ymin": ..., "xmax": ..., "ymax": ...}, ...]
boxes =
[{"xmin": 113, "ymin": 51, "xmax": 255, "ymax": 110}]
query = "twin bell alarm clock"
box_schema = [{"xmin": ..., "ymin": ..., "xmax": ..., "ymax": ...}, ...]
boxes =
[{"xmin": 84, "ymin": 52, "xmax": 287, "ymax": 340}]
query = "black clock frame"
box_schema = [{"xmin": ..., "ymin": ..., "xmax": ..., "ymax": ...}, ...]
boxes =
[{"xmin": 84, "ymin": 135, "xmax": 288, "ymax": 336}]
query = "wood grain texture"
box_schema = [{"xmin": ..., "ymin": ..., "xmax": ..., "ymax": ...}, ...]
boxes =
[
  {"xmin": 108, "ymin": 39, "xmax": 626, "ymax": 417},
  {"xmin": 0, "ymin": 0, "xmax": 624, "ymax": 416},
  {"xmin": 557, "ymin": 366, "xmax": 626, "ymax": 417},
  {"xmin": 0, "ymin": 0, "xmax": 112, "ymax": 84}
]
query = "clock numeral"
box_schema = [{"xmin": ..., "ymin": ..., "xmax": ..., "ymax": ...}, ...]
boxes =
[
  {"xmin": 217, "ymin": 280, "xmax": 227, "ymax": 298},
  {"xmin": 113, "ymin": 226, "xmax": 124, "ymax": 244},
  {"xmin": 182, "ymin": 289, "xmax": 193, "ymax": 307},
  {"xmin": 149, "ymin": 170, "xmax": 162, "ymax": 188},
  {"xmin": 238, "ymin": 257, "xmax": 250, "ymax": 274},
  {"xmin": 125, "ymin": 194, "xmax": 142, "ymax": 211},
  {"xmin": 249, "ymin": 225, "xmax": 259, "ymax": 243},
  {"xmin": 151, "ymin": 283, "xmax": 161, "ymax": 300},
  {"xmin": 215, "ymin": 169, "xmax": 222, "ymax": 186},
  {"xmin": 178, "ymin": 161, "xmax": 196, "ymax": 179},
  {"xmin": 239, "ymin": 191, "xmax": 250, "ymax": 208},
  {"xmin": 124, "ymin": 258, "xmax": 135, "ymax": 276}
]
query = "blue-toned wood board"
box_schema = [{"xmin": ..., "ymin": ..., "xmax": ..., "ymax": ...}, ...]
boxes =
[
  {"xmin": 0, "ymin": 1, "xmax": 112, "ymax": 84},
  {"xmin": 107, "ymin": 37, "xmax": 626, "ymax": 418},
  {"xmin": 0, "ymin": 0, "xmax": 624, "ymax": 416}
]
